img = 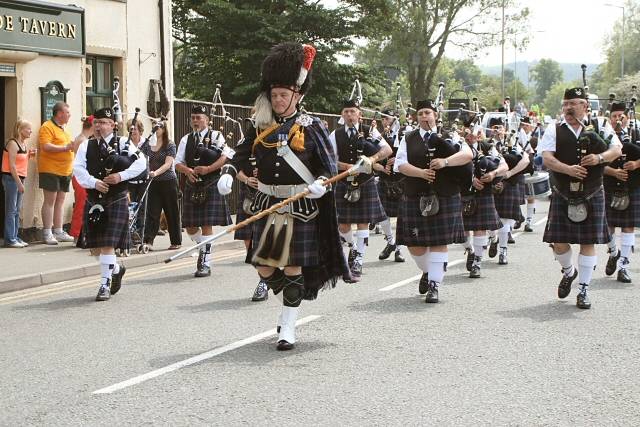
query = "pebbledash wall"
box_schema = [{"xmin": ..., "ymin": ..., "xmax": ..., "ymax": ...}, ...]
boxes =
[{"xmin": 0, "ymin": 0, "xmax": 173, "ymax": 235}]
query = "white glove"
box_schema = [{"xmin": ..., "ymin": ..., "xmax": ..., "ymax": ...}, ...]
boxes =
[
  {"xmin": 307, "ymin": 178, "xmax": 327, "ymax": 199},
  {"xmin": 217, "ymin": 174, "xmax": 234, "ymax": 195}
]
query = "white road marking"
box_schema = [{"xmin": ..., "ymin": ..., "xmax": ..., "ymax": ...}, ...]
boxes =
[
  {"xmin": 92, "ymin": 315, "xmax": 322, "ymax": 394},
  {"xmin": 379, "ymin": 259, "xmax": 465, "ymax": 292},
  {"xmin": 534, "ymin": 217, "xmax": 547, "ymax": 226}
]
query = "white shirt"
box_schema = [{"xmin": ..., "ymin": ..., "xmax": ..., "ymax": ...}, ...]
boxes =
[
  {"xmin": 538, "ymin": 116, "xmax": 621, "ymax": 154},
  {"xmin": 175, "ymin": 128, "xmax": 233, "ymax": 165},
  {"xmin": 73, "ymin": 134, "xmax": 147, "ymax": 190},
  {"xmin": 394, "ymin": 126, "xmax": 464, "ymax": 173},
  {"xmin": 328, "ymin": 122, "xmax": 389, "ymax": 161},
  {"xmin": 517, "ymin": 128, "xmax": 534, "ymax": 154}
]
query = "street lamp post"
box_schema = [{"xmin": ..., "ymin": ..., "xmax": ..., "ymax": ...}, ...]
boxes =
[{"xmin": 605, "ymin": 3, "xmax": 625, "ymax": 78}]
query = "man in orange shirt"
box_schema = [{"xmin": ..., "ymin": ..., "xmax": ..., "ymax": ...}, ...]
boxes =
[{"xmin": 38, "ymin": 101, "xmax": 75, "ymax": 244}]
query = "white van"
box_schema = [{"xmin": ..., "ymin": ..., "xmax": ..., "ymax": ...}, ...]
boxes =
[{"xmin": 588, "ymin": 94, "xmax": 601, "ymax": 117}]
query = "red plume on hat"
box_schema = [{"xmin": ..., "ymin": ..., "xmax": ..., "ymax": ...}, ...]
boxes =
[{"xmin": 297, "ymin": 44, "xmax": 316, "ymax": 88}]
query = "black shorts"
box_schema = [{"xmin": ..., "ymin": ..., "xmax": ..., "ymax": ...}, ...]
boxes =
[{"xmin": 39, "ymin": 173, "xmax": 71, "ymax": 192}]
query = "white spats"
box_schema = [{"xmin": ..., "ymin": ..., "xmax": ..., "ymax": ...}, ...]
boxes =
[{"xmin": 278, "ymin": 306, "xmax": 299, "ymax": 344}]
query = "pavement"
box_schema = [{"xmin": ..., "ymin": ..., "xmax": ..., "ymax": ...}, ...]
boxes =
[
  {"xmin": 0, "ymin": 222, "xmax": 243, "ymax": 294},
  {"xmin": 2, "ymin": 200, "xmax": 640, "ymax": 425}
]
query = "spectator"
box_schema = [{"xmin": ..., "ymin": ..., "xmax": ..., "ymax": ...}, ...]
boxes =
[
  {"xmin": 140, "ymin": 122, "xmax": 181, "ymax": 249},
  {"xmin": 70, "ymin": 115, "xmax": 94, "ymax": 244},
  {"xmin": 126, "ymin": 118, "xmax": 149, "ymax": 202},
  {"xmin": 2, "ymin": 119, "xmax": 33, "ymax": 248},
  {"xmin": 38, "ymin": 101, "xmax": 75, "ymax": 244}
]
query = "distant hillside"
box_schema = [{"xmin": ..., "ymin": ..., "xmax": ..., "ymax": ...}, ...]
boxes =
[{"xmin": 479, "ymin": 61, "xmax": 601, "ymax": 86}]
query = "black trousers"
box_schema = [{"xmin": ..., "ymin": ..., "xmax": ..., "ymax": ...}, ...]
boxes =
[{"xmin": 144, "ymin": 179, "xmax": 182, "ymax": 246}]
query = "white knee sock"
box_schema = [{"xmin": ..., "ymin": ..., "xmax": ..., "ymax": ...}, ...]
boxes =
[
  {"xmin": 99, "ymin": 254, "xmax": 117, "ymax": 285},
  {"xmin": 410, "ymin": 251, "xmax": 430, "ymax": 273},
  {"xmin": 498, "ymin": 220, "xmax": 511, "ymax": 248},
  {"xmin": 555, "ymin": 248, "xmax": 574, "ymax": 277},
  {"xmin": 473, "ymin": 235, "xmax": 489, "ymax": 259},
  {"xmin": 380, "ymin": 218, "xmax": 395, "ymax": 245},
  {"xmin": 526, "ymin": 201, "xmax": 536, "ymax": 221},
  {"xmin": 462, "ymin": 235, "xmax": 473, "ymax": 251},
  {"xmin": 339, "ymin": 229, "xmax": 354, "ymax": 247},
  {"xmin": 428, "ymin": 251, "xmax": 448, "ymax": 284},
  {"xmin": 619, "ymin": 233, "xmax": 635, "ymax": 268},
  {"xmin": 188, "ymin": 230, "xmax": 202, "ymax": 243},
  {"xmin": 355, "ymin": 230, "xmax": 368, "ymax": 262},
  {"xmin": 578, "ymin": 254, "xmax": 597, "ymax": 286}
]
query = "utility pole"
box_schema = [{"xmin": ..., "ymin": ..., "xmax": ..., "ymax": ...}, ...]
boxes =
[{"xmin": 501, "ymin": 0, "xmax": 505, "ymax": 100}]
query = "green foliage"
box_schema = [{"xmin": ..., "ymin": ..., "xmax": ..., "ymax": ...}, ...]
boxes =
[
  {"xmin": 530, "ymin": 59, "xmax": 563, "ymax": 104},
  {"xmin": 172, "ymin": 0, "xmax": 388, "ymax": 112},
  {"xmin": 356, "ymin": 0, "xmax": 529, "ymax": 104}
]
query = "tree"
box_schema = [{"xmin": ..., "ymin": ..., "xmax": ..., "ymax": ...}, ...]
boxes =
[
  {"xmin": 529, "ymin": 59, "xmax": 563, "ymax": 104},
  {"xmin": 356, "ymin": 0, "xmax": 529, "ymax": 104},
  {"xmin": 172, "ymin": 0, "xmax": 389, "ymax": 112}
]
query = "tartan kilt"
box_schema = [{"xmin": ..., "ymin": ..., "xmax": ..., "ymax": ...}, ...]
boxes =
[
  {"xmin": 234, "ymin": 184, "xmax": 254, "ymax": 241},
  {"xmin": 83, "ymin": 194, "xmax": 130, "ymax": 249},
  {"xmin": 462, "ymin": 191, "xmax": 503, "ymax": 232},
  {"xmin": 517, "ymin": 175, "xmax": 526, "ymax": 204},
  {"xmin": 377, "ymin": 179, "xmax": 401, "ymax": 218},
  {"xmin": 605, "ymin": 186, "xmax": 640, "ymax": 228},
  {"xmin": 182, "ymin": 180, "xmax": 232, "ymax": 228},
  {"xmin": 397, "ymin": 194, "xmax": 466, "ymax": 247},
  {"xmin": 252, "ymin": 214, "xmax": 319, "ymax": 267},
  {"xmin": 543, "ymin": 188, "xmax": 610, "ymax": 244},
  {"xmin": 494, "ymin": 181, "xmax": 522, "ymax": 220},
  {"xmin": 335, "ymin": 179, "xmax": 387, "ymax": 224}
]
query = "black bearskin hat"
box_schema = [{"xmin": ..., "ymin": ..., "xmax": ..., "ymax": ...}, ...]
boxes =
[{"xmin": 260, "ymin": 42, "xmax": 315, "ymax": 95}]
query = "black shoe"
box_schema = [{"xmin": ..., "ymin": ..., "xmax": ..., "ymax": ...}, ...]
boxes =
[
  {"xmin": 576, "ymin": 288, "xmax": 591, "ymax": 309},
  {"xmin": 418, "ymin": 273, "xmax": 429, "ymax": 294},
  {"xmin": 194, "ymin": 265, "xmax": 211, "ymax": 277},
  {"xmin": 513, "ymin": 220, "xmax": 522, "ymax": 230},
  {"xmin": 95, "ymin": 281, "xmax": 111, "ymax": 301},
  {"xmin": 465, "ymin": 249, "xmax": 475, "ymax": 272},
  {"xmin": 524, "ymin": 223, "xmax": 533, "ymax": 232},
  {"xmin": 469, "ymin": 264, "xmax": 481, "ymax": 278},
  {"xmin": 425, "ymin": 281, "xmax": 439, "ymax": 303},
  {"xmin": 558, "ymin": 268, "xmax": 578, "ymax": 299},
  {"xmin": 342, "ymin": 272, "xmax": 361, "ymax": 283},
  {"xmin": 277, "ymin": 340, "xmax": 295, "ymax": 351},
  {"xmin": 489, "ymin": 238, "xmax": 498, "ymax": 258},
  {"xmin": 617, "ymin": 268, "xmax": 632, "ymax": 283},
  {"xmin": 498, "ymin": 249, "xmax": 508, "ymax": 265},
  {"xmin": 347, "ymin": 248, "xmax": 357, "ymax": 269},
  {"xmin": 251, "ymin": 280, "xmax": 269, "ymax": 301},
  {"xmin": 394, "ymin": 250, "xmax": 405, "ymax": 262},
  {"xmin": 508, "ymin": 232, "xmax": 515, "ymax": 244},
  {"xmin": 368, "ymin": 223, "xmax": 376, "ymax": 231},
  {"xmin": 379, "ymin": 243, "xmax": 396, "ymax": 260},
  {"xmin": 605, "ymin": 250, "xmax": 620, "ymax": 276},
  {"xmin": 110, "ymin": 264, "xmax": 126, "ymax": 295}
]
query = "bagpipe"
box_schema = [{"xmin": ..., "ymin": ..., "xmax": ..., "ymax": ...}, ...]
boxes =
[{"xmin": 101, "ymin": 78, "xmax": 142, "ymax": 175}]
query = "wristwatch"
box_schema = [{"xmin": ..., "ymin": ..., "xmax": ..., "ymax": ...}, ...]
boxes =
[
  {"xmin": 444, "ymin": 158, "xmax": 449, "ymax": 167},
  {"xmin": 598, "ymin": 154, "xmax": 604, "ymax": 164}
]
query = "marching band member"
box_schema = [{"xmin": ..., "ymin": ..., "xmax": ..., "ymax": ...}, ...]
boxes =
[
  {"xmin": 489, "ymin": 118, "xmax": 530, "ymax": 265},
  {"xmin": 175, "ymin": 105, "xmax": 234, "ymax": 278},
  {"xmin": 394, "ymin": 99, "xmax": 473, "ymax": 302},
  {"xmin": 330, "ymin": 100, "xmax": 392, "ymax": 280},
  {"xmin": 603, "ymin": 101, "xmax": 640, "ymax": 283},
  {"xmin": 375, "ymin": 109, "xmax": 406, "ymax": 263},
  {"xmin": 73, "ymin": 107, "xmax": 146, "ymax": 301},
  {"xmin": 518, "ymin": 116, "xmax": 537, "ymax": 232},
  {"xmin": 539, "ymin": 88, "xmax": 621, "ymax": 309},
  {"xmin": 218, "ymin": 42, "xmax": 347, "ymax": 350},
  {"xmin": 461, "ymin": 122, "xmax": 507, "ymax": 278}
]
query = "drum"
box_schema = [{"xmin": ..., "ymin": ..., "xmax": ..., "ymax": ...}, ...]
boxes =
[{"xmin": 524, "ymin": 171, "xmax": 551, "ymax": 199}]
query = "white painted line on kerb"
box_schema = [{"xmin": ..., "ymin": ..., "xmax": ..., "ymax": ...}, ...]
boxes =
[
  {"xmin": 379, "ymin": 259, "xmax": 465, "ymax": 292},
  {"xmin": 93, "ymin": 315, "xmax": 322, "ymax": 394}
]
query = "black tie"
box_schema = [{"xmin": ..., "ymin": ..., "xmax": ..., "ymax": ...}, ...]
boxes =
[
  {"xmin": 423, "ymin": 132, "xmax": 431, "ymax": 144},
  {"xmin": 194, "ymin": 132, "xmax": 201, "ymax": 145},
  {"xmin": 349, "ymin": 127, "xmax": 356, "ymax": 139}
]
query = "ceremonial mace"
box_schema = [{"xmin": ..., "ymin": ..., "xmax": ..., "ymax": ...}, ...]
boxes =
[{"xmin": 164, "ymin": 157, "xmax": 375, "ymax": 263}]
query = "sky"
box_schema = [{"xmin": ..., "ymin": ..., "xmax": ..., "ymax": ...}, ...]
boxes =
[{"xmin": 321, "ymin": 0, "xmax": 625, "ymax": 66}]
